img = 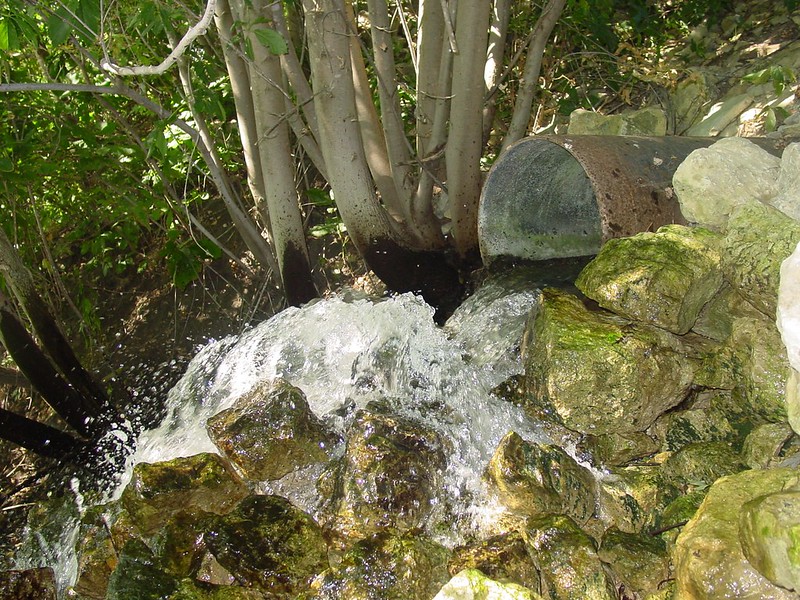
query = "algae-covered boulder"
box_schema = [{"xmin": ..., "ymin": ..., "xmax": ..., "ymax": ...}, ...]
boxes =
[
  {"xmin": 598, "ymin": 527, "xmax": 670, "ymax": 598},
  {"xmin": 649, "ymin": 402, "xmax": 738, "ymax": 453},
  {"xmin": 0, "ymin": 568, "xmax": 57, "ymax": 600},
  {"xmin": 206, "ymin": 379, "xmax": 340, "ymax": 482},
  {"xmin": 739, "ymin": 490, "xmax": 800, "ymax": 592},
  {"xmin": 484, "ymin": 431, "xmax": 597, "ymax": 525},
  {"xmin": 673, "ymin": 468, "xmax": 800, "ymax": 599},
  {"xmin": 723, "ymin": 200, "xmax": 800, "ymax": 317},
  {"xmin": 204, "ymin": 494, "xmax": 328, "ymax": 596},
  {"xmin": 106, "ymin": 538, "xmax": 178, "ymax": 600},
  {"xmin": 323, "ymin": 405, "xmax": 448, "ymax": 539},
  {"xmin": 596, "ymin": 465, "xmax": 663, "ymax": 534},
  {"xmin": 580, "ymin": 431, "xmax": 659, "ymax": 467},
  {"xmin": 433, "ymin": 569, "xmax": 543, "ymax": 600},
  {"xmin": 672, "ymin": 137, "xmax": 780, "ymax": 231},
  {"xmin": 524, "ymin": 514, "xmax": 616, "ymax": 600},
  {"xmin": 120, "ymin": 453, "xmax": 247, "ymax": 536},
  {"xmin": 448, "ymin": 531, "xmax": 540, "ymax": 592},
  {"xmin": 523, "ymin": 288, "xmax": 699, "ymax": 435},
  {"xmin": 567, "ymin": 106, "xmax": 667, "ymax": 136},
  {"xmin": 576, "ymin": 225, "xmax": 724, "ymax": 335},
  {"xmin": 308, "ymin": 530, "xmax": 450, "ymax": 600},
  {"xmin": 742, "ymin": 422, "xmax": 797, "ymax": 469},
  {"xmin": 167, "ymin": 579, "xmax": 266, "ymax": 599},
  {"xmin": 660, "ymin": 442, "xmax": 746, "ymax": 494}
]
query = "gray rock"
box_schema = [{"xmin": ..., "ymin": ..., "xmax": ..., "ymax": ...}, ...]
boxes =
[
  {"xmin": 575, "ymin": 224, "xmax": 724, "ymax": 334},
  {"xmin": 484, "ymin": 432, "xmax": 597, "ymax": 525},
  {"xmin": 523, "ymin": 288, "xmax": 701, "ymax": 435},
  {"xmin": 206, "ymin": 378, "xmax": 340, "ymax": 482},
  {"xmin": 686, "ymin": 93, "xmax": 755, "ymax": 136},
  {"xmin": 671, "ymin": 70, "xmax": 719, "ymax": 133},
  {"xmin": 740, "ymin": 490, "xmax": 800, "ymax": 592},
  {"xmin": 673, "ymin": 468, "xmax": 800, "ymax": 599},
  {"xmin": 568, "ymin": 106, "xmax": 667, "ymax": 136},
  {"xmin": 673, "ymin": 138, "xmax": 780, "ymax": 231},
  {"xmin": 772, "ymin": 143, "xmax": 800, "ymax": 222},
  {"xmin": 433, "ymin": 569, "xmax": 543, "ymax": 600}
]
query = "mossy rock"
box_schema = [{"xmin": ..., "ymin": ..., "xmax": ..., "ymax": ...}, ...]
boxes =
[
  {"xmin": 432, "ymin": 569, "xmax": 543, "ymax": 600},
  {"xmin": 597, "ymin": 465, "xmax": 664, "ymax": 534},
  {"xmin": 106, "ymin": 538, "xmax": 179, "ymax": 600},
  {"xmin": 448, "ymin": 531, "xmax": 540, "ymax": 591},
  {"xmin": 660, "ymin": 441, "xmax": 746, "ymax": 494},
  {"xmin": 598, "ymin": 528, "xmax": 670, "ymax": 598},
  {"xmin": 576, "ymin": 224, "xmax": 724, "ymax": 335}
]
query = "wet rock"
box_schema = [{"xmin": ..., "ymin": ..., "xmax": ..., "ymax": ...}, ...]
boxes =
[
  {"xmin": 524, "ymin": 514, "xmax": 616, "ymax": 600},
  {"xmin": 598, "ymin": 527, "xmax": 670, "ymax": 598},
  {"xmin": 653, "ymin": 490, "xmax": 706, "ymax": 548},
  {"xmin": 120, "ymin": 453, "xmax": 247, "ymax": 536},
  {"xmin": 72, "ymin": 507, "xmax": 119, "ymax": 599},
  {"xmin": 673, "ymin": 138, "xmax": 780, "ymax": 231},
  {"xmin": 772, "ymin": 143, "xmax": 800, "ymax": 221},
  {"xmin": 596, "ymin": 466, "xmax": 663, "ymax": 534},
  {"xmin": 691, "ymin": 283, "xmax": 756, "ymax": 342},
  {"xmin": 153, "ymin": 510, "xmax": 213, "ymax": 579},
  {"xmin": 523, "ymin": 288, "xmax": 699, "ymax": 435},
  {"xmin": 433, "ymin": 569, "xmax": 542, "ymax": 600},
  {"xmin": 484, "ymin": 431, "xmax": 597, "ymax": 525},
  {"xmin": 580, "ymin": 431, "xmax": 659, "ymax": 467},
  {"xmin": 167, "ymin": 579, "xmax": 265, "ymax": 598},
  {"xmin": 323, "ymin": 406, "xmax": 448, "ymax": 539},
  {"xmin": 742, "ymin": 422, "xmax": 797, "ymax": 469},
  {"xmin": 673, "ymin": 467, "xmax": 800, "ymax": 599},
  {"xmin": 207, "ymin": 379, "xmax": 340, "ymax": 482},
  {"xmin": 575, "ymin": 225, "xmax": 724, "ymax": 335},
  {"xmin": 567, "ymin": 106, "xmax": 667, "ymax": 136},
  {"xmin": 0, "ymin": 568, "xmax": 57, "ymax": 600},
  {"xmin": 307, "ymin": 530, "xmax": 450, "ymax": 600},
  {"xmin": 739, "ymin": 490, "xmax": 800, "ymax": 592},
  {"xmin": 723, "ymin": 200, "xmax": 800, "ymax": 317},
  {"xmin": 106, "ymin": 538, "xmax": 178, "ymax": 600},
  {"xmin": 649, "ymin": 402, "xmax": 738, "ymax": 453},
  {"xmin": 204, "ymin": 494, "xmax": 328, "ymax": 596},
  {"xmin": 448, "ymin": 530, "xmax": 540, "ymax": 592},
  {"xmin": 660, "ymin": 442, "xmax": 746, "ymax": 494}
]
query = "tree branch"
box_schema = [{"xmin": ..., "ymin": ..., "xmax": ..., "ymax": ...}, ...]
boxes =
[{"xmin": 100, "ymin": 0, "xmax": 218, "ymax": 76}]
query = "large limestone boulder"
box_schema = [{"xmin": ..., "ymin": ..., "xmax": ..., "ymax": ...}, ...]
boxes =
[
  {"xmin": 206, "ymin": 378, "xmax": 340, "ymax": 481},
  {"xmin": 575, "ymin": 224, "xmax": 724, "ymax": 335},
  {"xmin": 433, "ymin": 569, "xmax": 543, "ymax": 600},
  {"xmin": 204, "ymin": 494, "xmax": 328, "ymax": 596},
  {"xmin": 673, "ymin": 468, "xmax": 800, "ymax": 599},
  {"xmin": 672, "ymin": 137, "xmax": 780, "ymax": 231},
  {"xmin": 771, "ymin": 143, "xmax": 800, "ymax": 222},
  {"xmin": 524, "ymin": 514, "xmax": 616, "ymax": 600},
  {"xmin": 321, "ymin": 405, "xmax": 448, "ymax": 539},
  {"xmin": 309, "ymin": 530, "xmax": 451, "ymax": 600},
  {"xmin": 484, "ymin": 431, "xmax": 597, "ymax": 525},
  {"xmin": 523, "ymin": 288, "xmax": 701, "ymax": 435},
  {"xmin": 723, "ymin": 200, "xmax": 800, "ymax": 317},
  {"xmin": 739, "ymin": 490, "xmax": 800, "ymax": 593},
  {"xmin": 119, "ymin": 453, "xmax": 248, "ymax": 535}
]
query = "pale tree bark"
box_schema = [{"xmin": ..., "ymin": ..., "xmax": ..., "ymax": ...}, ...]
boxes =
[
  {"xmin": 483, "ymin": 0, "xmax": 511, "ymax": 143},
  {"xmin": 445, "ymin": 0, "xmax": 492, "ymax": 261},
  {"xmin": 502, "ymin": 0, "xmax": 566, "ymax": 148},
  {"xmin": 239, "ymin": 0, "xmax": 318, "ymax": 305}
]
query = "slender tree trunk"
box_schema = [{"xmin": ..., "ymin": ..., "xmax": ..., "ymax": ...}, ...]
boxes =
[
  {"xmin": 502, "ymin": 0, "xmax": 566, "ymax": 148},
  {"xmin": 0, "ymin": 407, "xmax": 86, "ymax": 460},
  {"xmin": 483, "ymin": 0, "xmax": 511, "ymax": 144},
  {"xmin": 445, "ymin": 0, "xmax": 491, "ymax": 261}
]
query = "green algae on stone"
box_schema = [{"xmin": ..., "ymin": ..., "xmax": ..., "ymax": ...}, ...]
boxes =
[
  {"xmin": 598, "ymin": 527, "xmax": 670, "ymax": 598},
  {"xmin": 575, "ymin": 225, "xmax": 724, "ymax": 334},
  {"xmin": 484, "ymin": 431, "xmax": 597, "ymax": 525},
  {"xmin": 673, "ymin": 468, "xmax": 800, "ymax": 600},
  {"xmin": 596, "ymin": 465, "xmax": 664, "ymax": 534},
  {"xmin": 323, "ymin": 405, "xmax": 448, "ymax": 539},
  {"xmin": 660, "ymin": 441, "xmax": 746, "ymax": 494},
  {"xmin": 106, "ymin": 538, "xmax": 178, "ymax": 600},
  {"xmin": 307, "ymin": 530, "xmax": 451, "ymax": 600},
  {"xmin": 448, "ymin": 530, "xmax": 540, "ymax": 593},
  {"xmin": 723, "ymin": 200, "xmax": 800, "ymax": 317},
  {"xmin": 206, "ymin": 378, "xmax": 340, "ymax": 482},
  {"xmin": 204, "ymin": 494, "xmax": 328, "ymax": 596},
  {"xmin": 523, "ymin": 288, "xmax": 699, "ymax": 435},
  {"xmin": 524, "ymin": 514, "xmax": 616, "ymax": 600},
  {"xmin": 742, "ymin": 422, "xmax": 797, "ymax": 469},
  {"xmin": 432, "ymin": 569, "xmax": 543, "ymax": 600},
  {"xmin": 580, "ymin": 431, "xmax": 659, "ymax": 467},
  {"xmin": 120, "ymin": 453, "xmax": 247, "ymax": 536},
  {"xmin": 649, "ymin": 403, "xmax": 738, "ymax": 453},
  {"xmin": 739, "ymin": 490, "xmax": 800, "ymax": 592},
  {"xmin": 167, "ymin": 579, "xmax": 266, "ymax": 599}
]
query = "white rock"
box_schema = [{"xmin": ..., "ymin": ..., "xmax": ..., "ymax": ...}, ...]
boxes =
[
  {"xmin": 771, "ymin": 143, "xmax": 800, "ymax": 222},
  {"xmin": 673, "ymin": 137, "xmax": 781, "ymax": 231},
  {"xmin": 777, "ymin": 241, "xmax": 800, "ymax": 373},
  {"xmin": 433, "ymin": 569, "xmax": 541, "ymax": 600}
]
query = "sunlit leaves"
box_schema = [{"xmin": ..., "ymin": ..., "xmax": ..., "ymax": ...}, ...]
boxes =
[
  {"xmin": 46, "ymin": 0, "xmax": 100, "ymax": 45},
  {"xmin": 253, "ymin": 27, "xmax": 288, "ymax": 55}
]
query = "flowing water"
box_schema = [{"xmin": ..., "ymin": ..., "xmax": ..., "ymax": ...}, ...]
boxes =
[{"xmin": 17, "ymin": 272, "xmax": 556, "ymax": 594}]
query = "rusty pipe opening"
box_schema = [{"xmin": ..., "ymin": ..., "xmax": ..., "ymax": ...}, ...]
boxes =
[{"xmin": 478, "ymin": 135, "xmax": 782, "ymax": 267}]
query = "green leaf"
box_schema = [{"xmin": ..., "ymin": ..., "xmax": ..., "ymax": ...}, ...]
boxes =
[
  {"xmin": 253, "ymin": 27, "xmax": 288, "ymax": 55},
  {"xmin": 47, "ymin": 11, "xmax": 72, "ymax": 45},
  {"xmin": 765, "ymin": 107, "xmax": 777, "ymax": 132},
  {"xmin": 0, "ymin": 20, "xmax": 10, "ymax": 50}
]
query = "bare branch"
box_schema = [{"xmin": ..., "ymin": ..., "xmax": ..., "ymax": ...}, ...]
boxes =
[{"xmin": 100, "ymin": 0, "xmax": 217, "ymax": 76}]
